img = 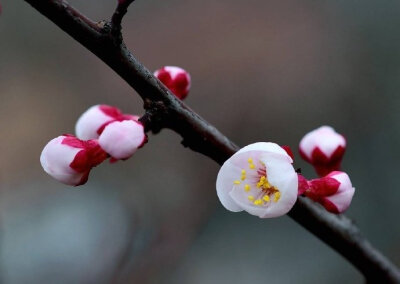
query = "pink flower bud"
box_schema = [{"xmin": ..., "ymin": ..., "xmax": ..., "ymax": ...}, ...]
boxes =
[
  {"xmin": 154, "ymin": 66, "xmax": 191, "ymax": 100},
  {"xmin": 75, "ymin": 105, "xmax": 139, "ymax": 140},
  {"xmin": 299, "ymin": 126, "xmax": 346, "ymax": 177},
  {"xmin": 98, "ymin": 120, "xmax": 146, "ymax": 160},
  {"xmin": 216, "ymin": 142, "xmax": 298, "ymax": 218},
  {"xmin": 303, "ymin": 171, "xmax": 355, "ymax": 214},
  {"xmin": 40, "ymin": 135, "xmax": 108, "ymax": 186}
]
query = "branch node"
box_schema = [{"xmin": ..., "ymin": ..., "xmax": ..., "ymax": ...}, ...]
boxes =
[{"xmin": 140, "ymin": 99, "xmax": 169, "ymax": 133}]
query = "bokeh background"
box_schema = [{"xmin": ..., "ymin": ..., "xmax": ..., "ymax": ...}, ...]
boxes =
[{"xmin": 1, "ymin": 0, "xmax": 400, "ymax": 283}]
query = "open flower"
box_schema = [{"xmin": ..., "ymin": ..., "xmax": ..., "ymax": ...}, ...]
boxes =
[
  {"xmin": 75, "ymin": 104, "xmax": 139, "ymax": 140},
  {"xmin": 40, "ymin": 135, "xmax": 108, "ymax": 186},
  {"xmin": 154, "ymin": 66, "xmax": 191, "ymax": 100},
  {"xmin": 299, "ymin": 126, "xmax": 346, "ymax": 177},
  {"xmin": 216, "ymin": 142, "xmax": 298, "ymax": 218},
  {"xmin": 98, "ymin": 120, "xmax": 146, "ymax": 160},
  {"xmin": 302, "ymin": 171, "xmax": 355, "ymax": 214}
]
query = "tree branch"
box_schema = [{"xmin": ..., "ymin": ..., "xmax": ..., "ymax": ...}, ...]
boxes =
[{"xmin": 23, "ymin": 0, "xmax": 400, "ymax": 282}]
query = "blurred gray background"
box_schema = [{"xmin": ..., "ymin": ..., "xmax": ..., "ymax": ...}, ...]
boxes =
[{"xmin": 1, "ymin": 0, "xmax": 400, "ymax": 283}]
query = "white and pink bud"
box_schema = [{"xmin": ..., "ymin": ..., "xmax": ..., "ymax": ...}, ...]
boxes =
[
  {"xmin": 299, "ymin": 126, "xmax": 346, "ymax": 177},
  {"xmin": 301, "ymin": 171, "xmax": 355, "ymax": 214},
  {"xmin": 216, "ymin": 142, "xmax": 298, "ymax": 218},
  {"xmin": 40, "ymin": 135, "xmax": 108, "ymax": 186},
  {"xmin": 75, "ymin": 104, "xmax": 139, "ymax": 140},
  {"xmin": 154, "ymin": 66, "xmax": 191, "ymax": 100},
  {"xmin": 98, "ymin": 120, "xmax": 146, "ymax": 160}
]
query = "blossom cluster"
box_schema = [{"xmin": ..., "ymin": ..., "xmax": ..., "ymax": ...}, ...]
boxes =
[
  {"xmin": 216, "ymin": 126, "xmax": 355, "ymax": 218},
  {"xmin": 40, "ymin": 66, "xmax": 353, "ymax": 217},
  {"xmin": 41, "ymin": 105, "xmax": 146, "ymax": 186},
  {"xmin": 40, "ymin": 66, "xmax": 191, "ymax": 186}
]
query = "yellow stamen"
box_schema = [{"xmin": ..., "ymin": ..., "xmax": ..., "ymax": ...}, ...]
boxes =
[
  {"xmin": 233, "ymin": 180, "xmax": 241, "ymax": 185},
  {"xmin": 241, "ymin": 169, "xmax": 246, "ymax": 175},
  {"xmin": 274, "ymin": 192, "xmax": 281, "ymax": 202},
  {"xmin": 248, "ymin": 158, "xmax": 253, "ymax": 163},
  {"xmin": 241, "ymin": 175, "xmax": 246, "ymax": 181},
  {"xmin": 254, "ymin": 199, "xmax": 263, "ymax": 206},
  {"xmin": 244, "ymin": 184, "xmax": 251, "ymax": 192},
  {"xmin": 263, "ymin": 195, "xmax": 270, "ymax": 202},
  {"xmin": 256, "ymin": 176, "xmax": 266, "ymax": 188},
  {"xmin": 256, "ymin": 176, "xmax": 272, "ymax": 189},
  {"xmin": 249, "ymin": 164, "xmax": 255, "ymax": 169},
  {"xmin": 248, "ymin": 195, "xmax": 254, "ymax": 201}
]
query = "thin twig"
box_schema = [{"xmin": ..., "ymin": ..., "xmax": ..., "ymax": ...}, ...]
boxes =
[
  {"xmin": 111, "ymin": 0, "xmax": 135, "ymax": 40},
  {"xmin": 23, "ymin": 0, "xmax": 400, "ymax": 282}
]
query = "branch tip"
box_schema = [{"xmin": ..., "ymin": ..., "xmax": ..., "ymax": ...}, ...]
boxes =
[{"xmin": 111, "ymin": 0, "xmax": 135, "ymax": 35}]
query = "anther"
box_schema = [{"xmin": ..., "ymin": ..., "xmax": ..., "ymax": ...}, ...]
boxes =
[{"xmin": 274, "ymin": 192, "xmax": 281, "ymax": 202}]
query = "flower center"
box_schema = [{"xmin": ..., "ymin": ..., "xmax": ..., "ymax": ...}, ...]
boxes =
[{"xmin": 233, "ymin": 157, "xmax": 281, "ymax": 206}]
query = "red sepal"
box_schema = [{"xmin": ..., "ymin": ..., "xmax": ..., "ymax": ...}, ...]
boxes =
[
  {"xmin": 300, "ymin": 145, "xmax": 346, "ymax": 177},
  {"xmin": 308, "ymin": 177, "xmax": 340, "ymax": 196},
  {"xmin": 297, "ymin": 174, "xmax": 309, "ymax": 195},
  {"xmin": 320, "ymin": 198, "xmax": 340, "ymax": 214},
  {"xmin": 281, "ymin": 145, "xmax": 295, "ymax": 161},
  {"xmin": 97, "ymin": 105, "xmax": 140, "ymax": 135},
  {"xmin": 62, "ymin": 137, "xmax": 108, "ymax": 186}
]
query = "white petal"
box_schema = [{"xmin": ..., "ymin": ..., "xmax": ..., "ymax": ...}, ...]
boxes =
[
  {"xmin": 229, "ymin": 187, "xmax": 268, "ymax": 217},
  {"xmin": 261, "ymin": 155, "xmax": 298, "ymax": 217},
  {"xmin": 325, "ymin": 187, "xmax": 355, "ymax": 213},
  {"xmin": 236, "ymin": 142, "xmax": 292, "ymax": 163},
  {"xmin": 40, "ymin": 136, "xmax": 84, "ymax": 185},
  {"xmin": 75, "ymin": 105, "xmax": 114, "ymax": 140},
  {"xmin": 324, "ymin": 171, "xmax": 355, "ymax": 213},
  {"xmin": 328, "ymin": 171, "xmax": 352, "ymax": 192},
  {"xmin": 164, "ymin": 66, "xmax": 186, "ymax": 79},
  {"xmin": 216, "ymin": 159, "xmax": 244, "ymax": 212},
  {"xmin": 98, "ymin": 120, "xmax": 145, "ymax": 160}
]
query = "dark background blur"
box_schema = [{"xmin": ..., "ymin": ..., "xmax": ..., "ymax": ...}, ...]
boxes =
[{"xmin": 1, "ymin": 0, "xmax": 400, "ymax": 283}]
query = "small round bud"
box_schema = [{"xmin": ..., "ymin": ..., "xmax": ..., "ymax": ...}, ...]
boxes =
[
  {"xmin": 40, "ymin": 135, "xmax": 108, "ymax": 186},
  {"xmin": 302, "ymin": 171, "xmax": 355, "ymax": 214},
  {"xmin": 154, "ymin": 66, "xmax": 191, "ymax": 100},
  {"xmin": 299, "ymin": 126, "xmax": 346, "ymax": 177},
  {"xmin": 98, "ymin": 120, "xmax": 146, "ymax": 160}
]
